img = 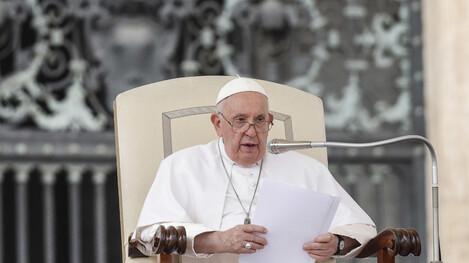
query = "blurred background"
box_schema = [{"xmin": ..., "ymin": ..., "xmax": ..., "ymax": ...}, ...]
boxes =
[{"xmin": 0, "ymin": 0, "xmax": 467, "ymax": 263}]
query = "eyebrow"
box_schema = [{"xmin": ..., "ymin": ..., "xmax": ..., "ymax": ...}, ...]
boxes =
[{"xmin": 232, "ymin": 114, "xmax": 267, "ymax": 119}]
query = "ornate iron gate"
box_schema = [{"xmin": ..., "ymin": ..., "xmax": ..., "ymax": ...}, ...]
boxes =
[{"xmin": 0, "ymin": 0, "xmax": 425, "ymax": 262}]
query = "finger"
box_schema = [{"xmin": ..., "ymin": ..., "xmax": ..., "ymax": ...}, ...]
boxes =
[
  {"xmin": 304, "ymin": 242, "xmax": 336, "ymax": 257},
  {"xmin": 305, "ymin": 248, "xmax": 334, "ymax": 257},
  {"xmin": 245, "ymin": 242, "xmax": 265, "ymax": 250},
  {"xmin": 303, "ymin": 242, "xmax": 328, "ymax": 250},
  {"xmin": 308, "ymin": 249, "xmax": 335, "ymax": 258},
  {"xmin": 239, "ymin": 248, "xmax": 257, "ymax": 254},
  {"xmin": 238, "ymin": 242, "xmax": 264, "ymax": 254},
  {"xmin": 243, "ymin": 233, "xmax": 268, "ymax": 246},
  {"xmin": 314, "ymin": 233, "xmax": 334, "ymax": 243},
  {"xmin": 303, "ymin": 243, "xmax": 336, "ymax": 255},
  {"xmin": 242, "ymin": 224, "xmax": 268, "ymax": 234}
]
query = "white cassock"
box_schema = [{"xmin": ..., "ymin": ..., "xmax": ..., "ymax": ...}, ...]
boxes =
[{"xmin": 136, "ymin": 139, "xmax": 376, "ymax": 263}]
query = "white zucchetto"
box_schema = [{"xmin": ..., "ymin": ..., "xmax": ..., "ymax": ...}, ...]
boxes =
[{"xmin": 216, "ymin": 77, "xmax": 269, "ymax": 104}]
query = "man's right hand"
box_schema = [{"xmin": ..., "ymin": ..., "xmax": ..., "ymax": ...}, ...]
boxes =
[{"xmin": 194, "ymin": 224, "xmax": 268, "ymax": 254}]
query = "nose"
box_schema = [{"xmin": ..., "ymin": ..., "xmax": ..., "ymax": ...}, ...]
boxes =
[{"xmin": 244, "ymin": 124, "xmax": 257, "ymax": 137}]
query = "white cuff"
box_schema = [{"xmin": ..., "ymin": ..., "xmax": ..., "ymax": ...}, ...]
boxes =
[
  {"xmin": 181, "ymin": 223, "xmax": 214, "ymax": 258},
  {"xmin": 329, "ymin": 223, "xmax": 377, "ymax": 258}
]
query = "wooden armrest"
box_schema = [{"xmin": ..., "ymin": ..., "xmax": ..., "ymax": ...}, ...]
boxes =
[
  {"xmin": 128, "ymin": 225, "xmax": 187, "ymax": 258},
  {"xmin": 128, "ymin": 242, "xmax": 147, "ymax": 258},
  {"xmin": 128, "ymin": 226, "xmax": 421, "ymax": 263},
  {"xmin": 356, "ymin": 228, "xmax": 421, "ymax": 263}
]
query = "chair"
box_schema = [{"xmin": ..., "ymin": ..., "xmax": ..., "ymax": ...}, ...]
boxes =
[{"xmin": 113, "ymin": 76, "xmax": 420, "ymax": 263}]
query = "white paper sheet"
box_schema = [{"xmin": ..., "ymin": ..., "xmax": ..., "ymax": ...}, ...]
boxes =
[{"xmin": 239, "ymin": 178, "xmax": 340, "ymax": 263}]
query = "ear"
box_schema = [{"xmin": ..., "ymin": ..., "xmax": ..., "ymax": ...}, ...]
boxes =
[{"xmin": 211, "ymin": 113, "xmax": 223, "ymax": 136}]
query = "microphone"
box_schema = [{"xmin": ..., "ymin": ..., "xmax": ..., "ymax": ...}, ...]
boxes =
[
  {"xmin": 267, "ymin": 135, "xmax": 443, "ymax": 263},
  {"xmin": 268, "ymin": 139, "xmax": 325, "ymax": 154}
]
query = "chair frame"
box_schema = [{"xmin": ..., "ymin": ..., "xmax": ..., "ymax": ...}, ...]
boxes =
[{"xmin": 114, "ymin": 76, "xmax": 421, "ymax": 263}]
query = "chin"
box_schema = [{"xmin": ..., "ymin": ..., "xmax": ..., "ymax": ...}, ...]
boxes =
[{"xmin": 239, "ymin": 156, "xmax": 260, "ymax": 165}]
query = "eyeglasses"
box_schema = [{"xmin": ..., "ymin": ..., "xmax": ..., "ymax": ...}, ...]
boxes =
[{"xmin": 218, "ymin": 112, "xmax": 273, "ymax": 133}]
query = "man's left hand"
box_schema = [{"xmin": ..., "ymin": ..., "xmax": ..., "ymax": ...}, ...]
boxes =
[{"xmin": 303, "ymin": 233, "xmax": 338, "ymax": 262}]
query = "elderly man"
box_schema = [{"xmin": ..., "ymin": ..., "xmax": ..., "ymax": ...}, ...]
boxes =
[{"xmin": 135, "ymin": 77, "xmax": 376, "ymax": 263}]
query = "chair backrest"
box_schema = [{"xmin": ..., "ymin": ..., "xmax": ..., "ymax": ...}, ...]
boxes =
[{"xmin": 113, "ymin": 76, "xmax": 328, "ymax": 263}]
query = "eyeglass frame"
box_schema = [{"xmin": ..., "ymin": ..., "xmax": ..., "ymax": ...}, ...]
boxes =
[{"xmin": 217, "ymin": 112, "xmax": 273, "ymax": 133}]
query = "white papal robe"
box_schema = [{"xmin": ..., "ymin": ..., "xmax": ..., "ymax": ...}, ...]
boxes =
[{"xmin": 136, "ymin": 139, "xmax": 376, "ymax": 263}]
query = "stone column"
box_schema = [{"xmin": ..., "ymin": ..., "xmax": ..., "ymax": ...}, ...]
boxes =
[
  {"xmin": 42, "ymin": 164, "xmax": 59, "ymax": 263},
  {"xmin": 0, "ymin": 164, "xmax": 5, "ymax": 263},
  {"xmin": 68, "ymin": 165, "xmax": 83, "ymax": 263},
  {"xmin": 92, "ymin": 165, "xmax": 109, "ymax": 263},
  {"xmin": 15, "ymin": 164, "xmax": 31, "ymax": 263},
  {"xmin": 423, "ymin": 1, "xmax": 469, "ymax": 262}
]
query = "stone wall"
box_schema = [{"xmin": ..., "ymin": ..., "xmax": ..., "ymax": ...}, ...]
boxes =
[{"xmin": 424, "ymin": 0, "xmax": 469, "ymax": 262}]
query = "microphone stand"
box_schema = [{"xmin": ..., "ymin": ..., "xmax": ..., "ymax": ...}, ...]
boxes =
[{"xmin": 269, "ymin": 135, "xmax": 442, "ymax": 263}]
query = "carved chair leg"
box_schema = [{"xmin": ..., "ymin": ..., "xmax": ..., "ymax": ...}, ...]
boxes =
[
  {"xmin": 377, "ymin": 249, "xmax": 395, "ymax": 263},
  {"xmin": 160, "ymin": 254, "xmax": 172, "ymax": 263}
]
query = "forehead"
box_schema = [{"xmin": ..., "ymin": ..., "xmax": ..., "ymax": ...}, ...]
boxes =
[{"xmin": 222, "ymin": 92, "xmax": 269, "ymax": 116}]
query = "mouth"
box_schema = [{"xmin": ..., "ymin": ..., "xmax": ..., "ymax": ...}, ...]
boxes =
[{"xmin": 241, "ymin": 143, "xmax": 258, "ymax": 148}]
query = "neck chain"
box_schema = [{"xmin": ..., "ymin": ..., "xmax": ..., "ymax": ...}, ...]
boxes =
[{"xmin": 218, "ymin": 140, "xmax": 263, "ymax": 225}]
